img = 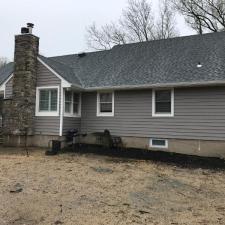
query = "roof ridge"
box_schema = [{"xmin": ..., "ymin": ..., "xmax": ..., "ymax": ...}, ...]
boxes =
[
  {"xmin": 49, "ymin": 49, "xmax": 110, "ymax": 59},
  {"xmin": 112, "ymin": 31, "xmax": 225, "ymax": 49},
  {"xmin": 48, "ymin": 32, "xmax": 225, "ymax": 59}
]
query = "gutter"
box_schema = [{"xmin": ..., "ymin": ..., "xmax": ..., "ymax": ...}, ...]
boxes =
[{"xmin": 83, "ymin": 80, "xmax": 225, "ymax": 91}]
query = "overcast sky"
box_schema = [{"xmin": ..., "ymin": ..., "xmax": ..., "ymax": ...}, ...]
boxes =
[{"xmin": 0, "ymin": 0, "xmax": 194, "ymax": 60}]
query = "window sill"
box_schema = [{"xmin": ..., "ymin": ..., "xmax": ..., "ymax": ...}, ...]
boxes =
[
  {"xmin": 150, "ymin": 145, "xmax": 168, "ymax": 149},
  {"xmin": 152, "ymin": 113, "xmax": 174, "ymax": 117},
  {"xmin": 97, "ymin": 112, "xmax": 114, "ymax": 117},
  {"xmin": 64, "ymin": 113, "xmax": 81, "ymax": 118},
  {"xmin": 35, "ymin": 112, "xmax": 59, "ymax": 117}
]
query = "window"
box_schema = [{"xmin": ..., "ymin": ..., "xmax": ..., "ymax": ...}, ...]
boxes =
[
  {"xmin": 36, "ymin": 86, "xmax": 59, "ymax": 116},
  {"xmin": 64, "ymin": 90, "xmax": 81, "ymax": 117},
  {"xmin": 152, "ymin": 89, "xmax": 174, "ymax": 117},
  {"xmin": 97, "ymin": 92, "xmax": 114, "ymax": 116},
  {"xmin": 150, "ymin": 139, "xmax": 168, "ymax": 148}
]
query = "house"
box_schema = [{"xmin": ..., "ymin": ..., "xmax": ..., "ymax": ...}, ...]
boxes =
[{"xmin": 1, "ymin": 23, "xmax": 225, "ymax": 158}]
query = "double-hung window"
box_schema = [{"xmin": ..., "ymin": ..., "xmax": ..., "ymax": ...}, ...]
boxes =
[
  {"xmin": 36, "ymin": 86, "xmax": 59, "ymax": 116},
  {"xmin": 64, "ymin": 90, "xmax": 81, "ymax": 117},
  {"xmin": 152, "ymin": 89, "xmax": 174, "ymax": 117},
  {"xmin": 97, "ymin": 92, "xmax": 114, "ymax": 117}
]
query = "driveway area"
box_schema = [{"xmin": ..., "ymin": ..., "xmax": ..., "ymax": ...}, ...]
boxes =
[{"xmin": 0, "ymin": 147, "xmax": 225, "ymax": 225}]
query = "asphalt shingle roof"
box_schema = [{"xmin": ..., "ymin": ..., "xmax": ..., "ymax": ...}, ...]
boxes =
[
  {"xmin": 1, "ymin": 32, "xmax": 225, "ymax": 89},
  {"xmin": 49, "ymin": 31, "xmax": 225, "ymax": 88}
]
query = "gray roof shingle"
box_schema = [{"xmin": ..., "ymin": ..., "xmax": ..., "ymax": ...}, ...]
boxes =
[
  {"xmin": 0, "ymin": 62, "xmax": 14, "ymax": 85},
  {"xmin": 1, "ymin": 32, "xmax": 225, "ymax": 89},
  {"xmin": 49, "ymin": 31, "xmax": 225, "ymax": 88}
]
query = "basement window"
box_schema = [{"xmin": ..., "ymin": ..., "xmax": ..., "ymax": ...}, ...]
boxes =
[
  {"xmin": 36, "ymin": 86, "xmax": 59, "ymax": 116},
  {"xmin": 97, "ymin": 92, "xmax": 114, "ymax": 117},
  {"xmin": 150, "ymin": 139, "xmax": 168, "ymax": 149},
  {"xmin": 64, "ymin": 90, "xmax": 81, "ymax": 117},
  {"xmin": 152, "ymin": 89, "xmax": 174, "ymax": 117}
]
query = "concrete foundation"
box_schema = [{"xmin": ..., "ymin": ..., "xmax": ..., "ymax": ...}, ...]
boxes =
[
  {"xmin": 3, "ymin": 135, "xmax": 65, "ymax": 148},
  {"xmin": 3, "ymin": 133, "xmax": 225, "ymax": 158},
  {"xmin": 80, "ymin": 134, "xmax": 225, "ymax": 159}
]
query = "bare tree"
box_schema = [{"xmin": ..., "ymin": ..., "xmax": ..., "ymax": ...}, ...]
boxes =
[
  {"xmin": 173, "ymin": 0, "xmax": 225, "ymax": 34},
  {"xmin": 86, "ymin": 23, "xmax": 127, "ymax": 50},
  {"xmin": 156, "ymin": 0, "xmax": 178, "ymax": 39},
  {"xmin": 0, "ymin": 57, "xmax": 8, "ymax": 68},
  {"xmin": 121, "ymin": 0, "xmax": 155, "ymax": 42},
  {"xmin": 86, "ymin": 0, "xmax": 178, "ymax": 50}
]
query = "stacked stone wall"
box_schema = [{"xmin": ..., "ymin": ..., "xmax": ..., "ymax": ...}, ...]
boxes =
[{"xmin": 3, "ymin": 34, "xmax": 39, "ymax": 141}]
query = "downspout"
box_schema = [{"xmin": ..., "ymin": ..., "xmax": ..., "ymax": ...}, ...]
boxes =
[{"xmin": 59, "ymin": 83, "xmax": 64, "ymax": 136}]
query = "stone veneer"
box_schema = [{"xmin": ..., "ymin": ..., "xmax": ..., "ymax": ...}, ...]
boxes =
[{"xmin": 3, "ymin": 33, "xmax": 39, "ymax": 145}]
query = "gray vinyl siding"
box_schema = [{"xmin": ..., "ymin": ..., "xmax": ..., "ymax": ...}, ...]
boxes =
[
  {"xmin": 34, "ymin": 61, "xmax": 61, "ymax": 135},
  {"xmin": 81, "ymin": 87, "xmax": 225, "ymax": 141},
  {"xmin": 63, "ymin": 117, "xmax": 81, "ymax": 135},
  {"xmin": 36, "ymin": 62, "xmax": 61, "ymax": 86},
  {"xmin": 5, "ymin": 76, "xmax": 13, "ymax": 99},
  {"xmin": 34, "ymin": 117, "xmax": 60, "ymax": 135}
]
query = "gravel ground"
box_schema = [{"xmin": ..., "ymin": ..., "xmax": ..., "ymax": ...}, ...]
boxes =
[{"xmin": 0, "ymin": 147, "xmax": 225, "ymax": 225}]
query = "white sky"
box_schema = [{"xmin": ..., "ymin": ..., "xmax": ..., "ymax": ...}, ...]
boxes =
[{"xmin": 0, "ymin": 0, "xmax": 194, "ymax": 60}]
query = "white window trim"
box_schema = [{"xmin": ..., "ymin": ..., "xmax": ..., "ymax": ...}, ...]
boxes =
[
  {"xmin": 150, "ymin": 138, "xmax": 168, "ymax": 149},
  {"xmin": 35, "ymin": 86, "xmax": 60, "ymax": 117},
  {"xmin": 152, "ymin": 88, "xmax": 174, "ymax": 117},
  {"xmin": 97, "ymin": 91, "xmax": 114, "ymax": 117},
  {"xmin": 64, "ymin": 90, "xmax": 81, "ymax": 117}
]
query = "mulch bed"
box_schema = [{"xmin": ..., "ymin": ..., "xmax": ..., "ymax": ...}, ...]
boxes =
[{"xmin": 61, "ymin": 144, "xmax": 225, "ymax": 170}]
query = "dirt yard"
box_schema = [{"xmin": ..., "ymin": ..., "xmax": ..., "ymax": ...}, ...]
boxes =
[{"xmin": 0, "ymin": 147, "xmax": 225, "ymax": 225}]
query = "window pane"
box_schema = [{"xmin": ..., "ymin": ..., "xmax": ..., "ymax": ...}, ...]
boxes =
[
  {"xmin": 65, "ymin": 102, "xmax": 71, "ymax": 113},
  {"xmin": 155, "ymin": 90, "xmax": 171, "ymax": 113},
  {"xmin": 65, "ymin": 90, "xmax": 72, "ymax": 102},
  {"xmin": 155, "ymin": 90, "xmax": 171, "ymax": 102},
  {"xmin": 39, "ymin": 90, "xmax": 49, "ymax": 111},
  {"xmin": 40, "ymin": 90, "xmax": 49, "ymax": 101},
  {"xmin": 73, "ymin": 93, "xmax": 79, "ymax": 103},
  {"xmin": 73, "ymin": 103, "xmax": 79, "ymax": 114},
  {"xmin": 73, "ymin": 93, "xmax": 80, "ymax": 114},
  {"xmin": 50, "ymin": 89, "xmax": 57, "ymax": 111},
  {"xmin": 40, "ymin": 100, "xmax": 49, "ymax": 111},
  {"xmin": 100, "ymin": 103, "xmax": 112, "ymax": 112},
  {"xmin": 152, "ymin": 139, "xmax": 166, "ymax": 146},
  {"xmin": 39, "ymin": 89, "xmax": 58, "ymax": 112},
  {"xmin": 64, "ymin": 90, "xmax": 72, "ymax": 113},
  {"xmin": 156, "ymin": 102, "xmax": 171, "ymax": 113},
  {"xmin": 100, "ymin": 93, "xmax": 112, "ymax": 102}
]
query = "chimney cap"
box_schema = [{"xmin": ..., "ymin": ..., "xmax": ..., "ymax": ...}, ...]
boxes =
[
  {"xmin": 21, "ymin": 27, "xmax": 29, "ymax": 34},
  {"xmin": 27, "ymin": 23, "xmax": 34, "ymax": 28}
]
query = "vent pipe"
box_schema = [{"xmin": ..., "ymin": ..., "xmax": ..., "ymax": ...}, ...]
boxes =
[
  {"xmin": 27, "ymin": 23, "xmax": 34, "ymax": 34},
  {"xmin": 21, "ymin": 23, "xmax": 34, "ymax": 34}
]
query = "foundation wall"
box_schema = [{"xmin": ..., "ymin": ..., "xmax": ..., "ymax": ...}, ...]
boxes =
[
  {"xmin": 3, "ymin": 134, "xmax": 225, "ymax": 158},
  {"xmin": 3, "ymin": 135, "xmax": 65, "ymax": 148},
  {"xmin": 81, "ymin": 134, "xmax": 225, "ymax": 159}
]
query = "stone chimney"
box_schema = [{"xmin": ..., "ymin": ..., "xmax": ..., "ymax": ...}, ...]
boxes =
[{"xmin": 3, "ymin": 23, "xmax": 39, "ymax": 146}]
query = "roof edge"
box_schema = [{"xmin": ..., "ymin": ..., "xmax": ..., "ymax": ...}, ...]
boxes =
[{"xmin": 84, "ymin": 80, "xmax": 225, "ymax": 91}]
